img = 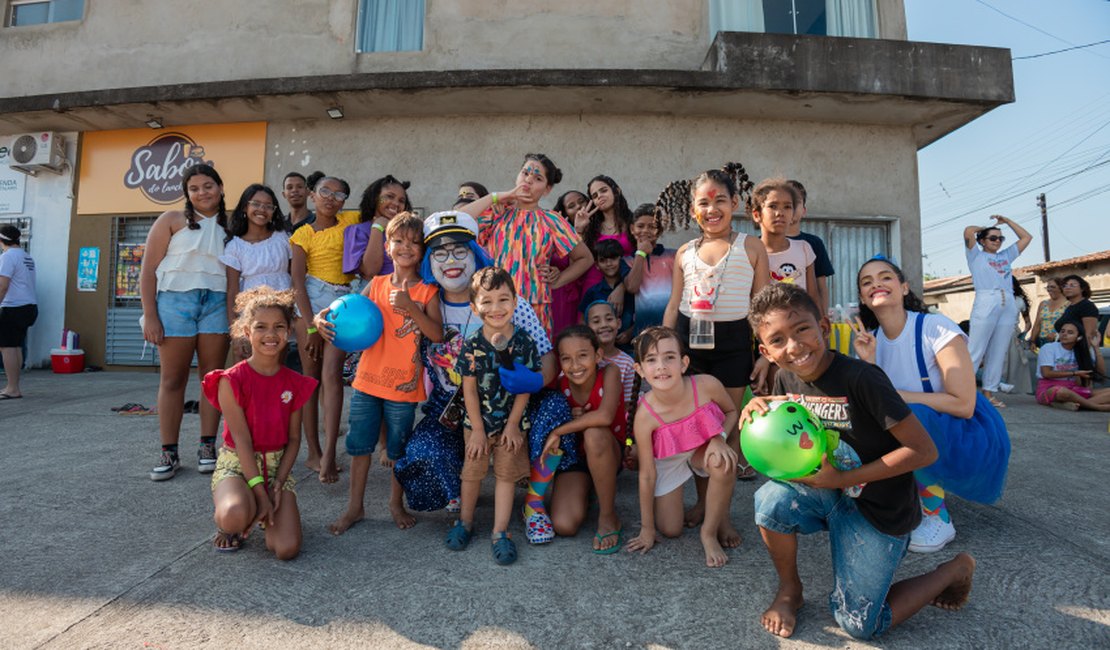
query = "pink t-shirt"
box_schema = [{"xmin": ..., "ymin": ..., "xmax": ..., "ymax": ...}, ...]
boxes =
[{"xmin": 203, "ymin": 362, "xmax": 318, "ymax": 452}]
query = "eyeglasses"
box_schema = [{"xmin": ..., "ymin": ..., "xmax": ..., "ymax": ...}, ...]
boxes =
[
  {"xmin": 247, "ymin": 201, "xmax": 276, "ymax": 213},
  {"xmin": 316, "ymin": 187, "xmax": 349, "ymax": 202},
  {"xmin": 984, "ymin": 235, "xmax": 1005, "ymax": 242},
  {"xmin": 431, "ymin": 245, "xmax": 471, "ymax": 263}
]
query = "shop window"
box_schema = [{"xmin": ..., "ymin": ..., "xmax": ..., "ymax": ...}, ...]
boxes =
[
  {"xmin": 709, "ymin": 0, "xmax": 876, "ymax": 38},
  {"xmin": 356, "ymin": 0, "xmax": 424, "ymax": 52},
  {"xmin": 105, "ymin": 216, "xmax": 159, "ymax": 366},
  {"xmin": 5, "ymin": 0, "xmax": 84, "ymax": 26},
  {"xmin": 0, "ymin": 217, "xmax": 30, "ymax": 253}
]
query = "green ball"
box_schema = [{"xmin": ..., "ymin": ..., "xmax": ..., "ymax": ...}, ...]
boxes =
[{"xmin": 741, "ymin": 401, "xmax": 826, "ymax": 480}]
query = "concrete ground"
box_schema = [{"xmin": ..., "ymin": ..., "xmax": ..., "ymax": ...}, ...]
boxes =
[{"xmin": 0, "ymin": 369, "xmax": 1107, "ymax": 649}]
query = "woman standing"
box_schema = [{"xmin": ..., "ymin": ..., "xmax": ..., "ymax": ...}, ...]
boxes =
[
  {"xmin": 140, "ymin": 164, "xmax": 231, "ymax": 481},
  {"xmin": 0, "ymin": 225, "xmax": 37, "ymax": 400},
  {"xmin": 1028, "ymin": 277, "xmax": 1068, "ymax": 350},
  {"xmin": 962, "ymin": 215, "xmax": 1033, "ymax": 407},
  {"xmin": 1054, "ymin": 274, "xmax": 1101, "ymax": 349}
]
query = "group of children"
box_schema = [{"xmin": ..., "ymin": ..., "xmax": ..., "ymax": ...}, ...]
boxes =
[{"xmin": 141, "ymin": 156, "xmax": 984, "ymax": 641}]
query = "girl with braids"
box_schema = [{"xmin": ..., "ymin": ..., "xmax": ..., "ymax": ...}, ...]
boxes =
[
  {"xmin": 459, "ymin": 153, "xmax": 594, "ymax": 338},
  {"xmin": 851, "ymin": 256, "xmax": 1010, "ymax": 553},
  {"xmin": 222, "ymin": 184, "xmax": 291, "ymax": 362},
  {"xmin": 343, "ymin": 175, "xmax": 413, "ymax": 281},
  {"xmin": 548, "ymin": 190, "xmax": 590, "ymax": 337},
  {"xmin": 202, "ymin": 287, "xmax": 317, "ymax": 557},
  {"xmin": 662, "ymin": 166, "xmax": 769, "ymax": 489},
  {"xmin": 140, "ymin": 164, "xmax": 232, "ymax": 482},
  {"xmin": 290, "ymin": 175, "xmax": 358, "ymax": 483},
  {"xmin": 579, "ymin": 175, "xmax": 637, "ymax": 292}
]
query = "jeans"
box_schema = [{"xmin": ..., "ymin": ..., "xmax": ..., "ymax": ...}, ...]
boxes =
[
  {"xmin": 754, "ymin": 480, "xmax": 909, "ymax": 639},
  {"xmin": 347, "ymin": 390, "xmax": 416, "ymax": 460}
]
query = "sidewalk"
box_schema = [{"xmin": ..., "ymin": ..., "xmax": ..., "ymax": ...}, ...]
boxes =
[{"xmin": 1, "ymin": 370, "xmax": 1107, "ymax": 649}]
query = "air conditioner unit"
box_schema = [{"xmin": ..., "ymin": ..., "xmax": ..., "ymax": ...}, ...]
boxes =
[{"xmin": 7, "ymin": 132, "xmax": 66, "ymax": 175}]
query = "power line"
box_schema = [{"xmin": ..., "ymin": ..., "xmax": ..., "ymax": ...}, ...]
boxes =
[
  {"xmin": 1014, "ymin": 39, "xmax": 1110, "ymax": 60},
  {"xmin": 972, "ymin": 0, "xmax": 1110, "ymax": 61}
]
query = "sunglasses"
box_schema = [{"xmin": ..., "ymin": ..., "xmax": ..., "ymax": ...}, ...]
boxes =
[{"xmin": 983, "ymin": 235, "xmax": 1005, "ymax": 243}]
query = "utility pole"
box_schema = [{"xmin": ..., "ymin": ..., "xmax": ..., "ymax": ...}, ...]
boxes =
[{"xmin": 1037, "ymin": 193, "xmax": 1050, "ymax": 263}]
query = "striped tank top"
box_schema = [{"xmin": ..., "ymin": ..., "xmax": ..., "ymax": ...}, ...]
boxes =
[{"xmin": 678, "ymin": 234, "xmax": 755, "ymax": 321}]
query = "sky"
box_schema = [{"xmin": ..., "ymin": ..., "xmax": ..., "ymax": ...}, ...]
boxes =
[{"xmin": 905, "ymin": 0, "xmax": 1110, "ymax": 278}]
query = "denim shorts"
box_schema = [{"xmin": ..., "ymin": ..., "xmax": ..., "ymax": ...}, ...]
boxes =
[
  {"xmin": 347, "ymin": 390, "xmax": 417, "ymax": 459},
  {"xmin": 754, "ymin": 480, "xmax": 909, "ymax": 640},
  {"xmin": 156, "ymin": 289, "xmax": 228, "ymax": 337},
  {"xmin": 305, "ymin": 275, "xmax": 351, "ymax": 316}
]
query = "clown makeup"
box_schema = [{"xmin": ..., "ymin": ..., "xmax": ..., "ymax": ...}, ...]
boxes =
[{"xmin": 431, "ymin": 242, "xmax": 477, "ymax": 293}]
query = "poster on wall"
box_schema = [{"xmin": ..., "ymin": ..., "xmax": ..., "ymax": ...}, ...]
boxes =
[
  {"xmin": 77, "ymin": 246, "xmax": 100, "ymax": 292},
  {"xmin": 0, "ymin": 158, "xmax": 26, "ymax": 214},
  {"xmin": 77, "ymin": 122, "xmax": 267, "ymax": 215},
  {"xmin": 115, "ymin": 243, "xmax": 144, "ymax": 299}
]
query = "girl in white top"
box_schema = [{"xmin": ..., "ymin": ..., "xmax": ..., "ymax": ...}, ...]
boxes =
[
  {"xmin": 222, "ymin": 184, "xmax": 293, "ymax": 362},
  {"xmin": 749, "ymin": 178, "xmax": 818, "ymax": 298},
  {"xmin": 962, "ymin": 215, "xmax": 1033, "ymax": 407},
  {"xmin": 853, "ymin": 256, "xmax": 1010, "ymax": 554},
  {"xmin": 140, "ymin": 164, "xmax": 231, "ymax": 482}
]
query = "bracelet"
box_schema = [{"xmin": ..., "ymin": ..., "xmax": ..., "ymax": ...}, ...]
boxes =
[
  {"xmin": 246, "ymin": 475, "xmax": 265, "ymax": 488},
  {"xmin": 306, "ymin": 327, "xmax": 318, "ymax": 335},
  {"xmin": 491, "ymin": 192, "xmax": 499, "ymax": 206},
  {"xmin": 635, "ymin": 250, "xmax": 648, "ymax": 259},
  {"xmin": 371, "ymin": 223, "xmax": 385, "ymax": 233}
]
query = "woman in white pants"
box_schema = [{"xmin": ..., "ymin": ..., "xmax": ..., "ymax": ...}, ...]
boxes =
[{"xmin": 963, "ymin": 215, "xmax": 1033, "ymax": 407}]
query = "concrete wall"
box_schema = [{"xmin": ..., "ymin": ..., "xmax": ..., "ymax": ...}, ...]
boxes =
[
  {"xmin": 0, "ymin": 0, "xmax": 908, "ymax": 98},
  {"xmin": 264, "ymin": 112, "xmax": 921, "ymax": 279},
  {"xmin": 1, "ymin": 135, "xmax": 77, "ymax": 367}
]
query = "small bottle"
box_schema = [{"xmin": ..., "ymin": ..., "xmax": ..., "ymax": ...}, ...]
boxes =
[{"xmin": 688, "ymin": 278, "xmax": 715, "ymax": 350}]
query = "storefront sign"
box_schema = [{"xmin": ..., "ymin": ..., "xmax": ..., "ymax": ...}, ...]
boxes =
[
  {"xmin": 78, "ymin": 123, "xmax": 266, "ymax": 215},
  {"xmin": 77, "ymin": 246, "xmax": 100, "ymax": 292},
  {"xmin": 0, "ymin": 147, "xmax": 27, "ymax": 214}
]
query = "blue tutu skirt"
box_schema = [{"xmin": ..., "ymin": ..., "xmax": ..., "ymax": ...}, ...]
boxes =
[
  {"xmin": 910, "ymin": 393, "xmax": 1010, "ymax": 504},
  {"xmin": 527, "ymin": 389, "xmax": 580, "ymax": 471}
]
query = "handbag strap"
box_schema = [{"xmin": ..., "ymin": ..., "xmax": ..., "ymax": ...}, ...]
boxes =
[{"xmin": 913, "ymin": 312, "xmax": 935, "ymax": 394}]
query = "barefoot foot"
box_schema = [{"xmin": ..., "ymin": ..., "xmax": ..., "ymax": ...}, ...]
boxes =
[
  {"xmin": 305, "ymin": 454, "xmax": 322, "ymax": 473},
  {"xmin": 684, "ymin": 502, "xmax": 706, "ymax": 528},
  {"xmin": 932, "ymin": 553, "xmax": 976, "ymax": 611},
  {"xmin": 761, "ymin": 581, "xmax": 804, "ymax": 637},
  {"xmin": 701, "ymin": 530, "xmax": 729, "ymax": 567},
  {"xmin": 319, "ymin": 457, "xmax": 341, "ymax": 483},
  {"xmin": 718, "ymin": 522, "xmax": 742, "ymax": 549},
  {"xmin": 327, "ymin": 508, "xmax": 364, "ymax": 535},
  {"xmin": 390, "ymin": 504, "xmax": 416, "ymax": 530}
]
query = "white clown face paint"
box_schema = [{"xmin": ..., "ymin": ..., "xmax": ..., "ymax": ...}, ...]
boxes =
[{"xmin": 430, "ymin": 241, "xmax": 477, "ymax": 293}]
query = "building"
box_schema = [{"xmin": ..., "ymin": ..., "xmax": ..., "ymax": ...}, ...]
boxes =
[{"xmin": 0, "ymin": 0, "xmax": 1014, "ymax": 368}]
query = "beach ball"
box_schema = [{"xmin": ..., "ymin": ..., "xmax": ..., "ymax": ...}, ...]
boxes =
[
  {"xmin": 325, "ymin": 294, "xmax": 384, "ymax": 353},
  {"xmin": 741, "ymin": 401, "xmax": 826, "ymax": 480}
]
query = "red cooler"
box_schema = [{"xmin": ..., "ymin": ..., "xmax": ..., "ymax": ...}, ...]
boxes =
[{"xmin": 51, "ymin": 348, "xmax": 85, "ymax": 374}]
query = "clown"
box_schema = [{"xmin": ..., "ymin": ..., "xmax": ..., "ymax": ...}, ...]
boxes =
[{"xmin": 394, "ymin": 211, "xmax": 578, "ymax": 543}]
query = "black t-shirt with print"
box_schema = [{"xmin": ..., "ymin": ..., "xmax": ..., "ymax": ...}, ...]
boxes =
[{"xmin": 773, "ymin": 352, "xmax": 920, "ymax": 536}]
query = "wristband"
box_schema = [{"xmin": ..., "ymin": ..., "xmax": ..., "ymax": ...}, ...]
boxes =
[
  {"xmin": 635, "ymin": 250, "xmax": 648, "ymax": 259},
  {"xmin": 246, "ymin": 475, "xmax": 265, "ymax": 488},
  {"xmin": 371, "ymin": 223, "xmax": 385, "ymax": 233},
  {"xmin": 491, "ymin": 192, "xmax": 499, "ymax": 206},
  {"xmin": 306, "ymin": 327, "xmax": 318, "ymax": 335}
]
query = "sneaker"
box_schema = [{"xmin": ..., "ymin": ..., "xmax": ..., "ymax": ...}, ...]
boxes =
[
  {"xmin": 998, "ymin": 382, "xmax": 1015, "ymax": 394},
  {"xmin": 150, "ymin": 451, "xmax": 180, "ymax": 481},
  {"xmin": 908, "ymin": 513, "xmax": 956, "ymax": 553},
  {"xmin": 445, "ymin": 498, "xmax": 461, "ymax": 514},
  {"xmin": 197, "ymin": 440, "xmax": 217, "ymax": 474}
]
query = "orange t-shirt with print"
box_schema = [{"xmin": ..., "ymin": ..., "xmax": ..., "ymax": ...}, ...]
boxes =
[{"xmin": 351, "ymin": 274, "xmax": 438, "ymax": 402}]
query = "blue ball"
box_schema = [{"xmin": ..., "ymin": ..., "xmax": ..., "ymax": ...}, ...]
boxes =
[{"xmin": 325, "ymin": 294, "xmax": 384, "ymax": 353}]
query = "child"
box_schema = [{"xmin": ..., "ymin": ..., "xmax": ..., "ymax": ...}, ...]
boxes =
[
  {"xmin": 624, "ymin": 203, "xmax": 675, "ymax": 335},
  {"xmin": 547, "ymin": 189, "xmax": 591, "ymax": 337},
  {"xmin": 202, "ymin": 287, "xmax": 317, "ymax": 559},
  {"xmin": 584, "ymin": 301, "xmax": 636, "ymax": 412},
  {"xmin": 580, "ymin": 239, "xmax": 634, "ymax": 345},
  {"xmin": 742, "ymin": 283, "xmax": 975, "ymax": 640},
  {"xmin": 626, "ymin": 326, "xmax": 740, "ymax": 567},
  {"xmin": 290, "ymin": 176, "xmax": 358, "ymax": 482},
  {"xmin": 222, "ymin": 184, "xmax": 291, "ymax": 362},
  {"xmin": 749, "ymin": 178, "xmax": 819, "ymax": 306},
  {"xmin": 1035, "ymin": 320, "xmax": 1110, "ymax": 411},
  {"xmin": 446, "ymin": 267, "xmax": 540, "ymax": 565},
  {"xmin": 541, "ymin": 326, "xmax": 626, "ymax": 553},
  {"xmin": 318, "ymin": 213, "xmax": 443, "ymax": 534},
  {"xmin": 343, "ymin": 175, "xmax": 412, "ymax": 280},
  {"xmin": 785, "ymin": 180, "xmax": 834, "ymax": 317}
]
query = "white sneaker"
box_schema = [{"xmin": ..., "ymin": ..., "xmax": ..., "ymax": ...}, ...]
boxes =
[
  {"xmin": 998, "ymin": 382, "xmax": 1015, "ymax": 394},
  {"xmin": 909, "ymin": 514, "xmax": 956, "ymax": 553}
]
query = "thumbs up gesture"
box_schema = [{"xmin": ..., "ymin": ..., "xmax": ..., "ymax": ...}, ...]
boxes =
[{"xmin": 390, "ymin": 278, "xmax": 416, "ymax": 314}]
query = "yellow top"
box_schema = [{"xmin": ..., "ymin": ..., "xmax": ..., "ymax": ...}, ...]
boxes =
[{"xmin": 290, "ymin": 211, "xmax": 360, "ymax": 285}]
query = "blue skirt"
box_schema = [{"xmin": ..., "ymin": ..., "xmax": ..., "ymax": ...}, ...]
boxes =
[
  {"xmin": 527, "ymin": 389, "xmax": 581, "ymax": 471},
  {"xmin": 910, "ymin": 393, "xmax": 1010, "ymax": 504}
]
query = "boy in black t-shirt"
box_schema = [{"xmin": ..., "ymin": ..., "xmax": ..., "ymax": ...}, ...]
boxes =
[{"xmin": 742, "ymin": 283, "xmax": 975, "ymax": 640}]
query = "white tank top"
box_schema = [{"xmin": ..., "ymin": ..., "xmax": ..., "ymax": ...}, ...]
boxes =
[
  {"xmin": 156, "ymin": 214, "xmax": 227, "ymax": 292},
  {"xmin": 678, "ymin": 234, "xmax": 754, "ymax": 321}
]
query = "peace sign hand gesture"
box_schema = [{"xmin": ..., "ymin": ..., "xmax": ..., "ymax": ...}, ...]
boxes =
[{"xmin": 849, "ymin": 316, "xmax": 877, "ymax": 364}]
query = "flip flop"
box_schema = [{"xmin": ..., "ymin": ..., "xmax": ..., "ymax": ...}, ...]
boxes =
[
  {"xmin": 0, "ymin": 394, "xmax": 22, "ymax": 400},
  {"xmin": 593, "ymin": 528, "xmax": 623, "ymax": 555},
  {"xmin": 988, "ymin": 396, "xmax": 1006, "ymax": 409},
  {"xmin": 213, "ymin": 530, "xmax": 243, "ymax": 553},
  {"xmin": 111, "ymin": 402, "xmax": 141, "ymax": 412}
]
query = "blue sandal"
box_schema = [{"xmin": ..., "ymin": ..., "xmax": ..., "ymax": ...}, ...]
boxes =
[
  {"xmin": 491, "ymin": 532, "xmax": 517, "ymax": 566},
  {"xmin": 445, "ymin": 520, "xmax": 472, "ymax": 551}
]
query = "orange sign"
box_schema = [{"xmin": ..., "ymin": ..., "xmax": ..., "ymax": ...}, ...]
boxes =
[{"xmin": 78, "ymin": 122, "xmax": 267, "ymax": 215}]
